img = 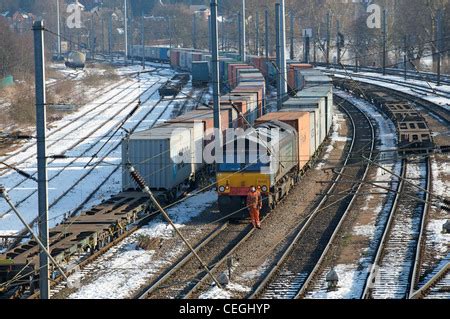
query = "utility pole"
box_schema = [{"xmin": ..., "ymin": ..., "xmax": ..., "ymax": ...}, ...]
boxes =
[
  {"xmin": 255, "ymin": 12, "xmax": 260, "ymax": 56},
  {"xmin": 238, "ymin": 12, "xmax": 242, "ymax": 57},
  {"xmin": 192, "ymin": 13, "xmax": 197, "ymax": 49},
  {"xmin": 221, "ymin": 16, "xmax": 225, "ymax": 51},
  {"xmin": 108, "ymin": 14, "xmax": 112, "ymax": 59},
  {"xmin": 124, "ymin": 0, "xmax": 128, "ymax": 61},
  {"xmin": 211, "ymin": 0, "xmax": 222, "ymax": 148},
  {"xmin": 56, "ymin": 0, "xmax": 61, "ymax": 59},
  {"xmin": 404, "ymin": 35, "xmax": 407, "ymax": 81},
  {"xmin": 102, "ymin": 18, "xmax": 105, "ymax": 54},
  {"xmin": 168, "ymin": 17, "xmax": 172, "ymax": 49},
  {"xmin": 337, "ymin": 20, "xmax": 341, "ymax": 65},
  {"xmin": 208, "ymin": 15, "xmax": 212, "ymax": 53},
  {"xmin": 304, "ymin": 30, "xmax": 310, "ymax": 63},
  {"xmin": 436, "ymin": 9, "xmax": 443, "ymax": 86},
  {"xmin": 33, "ymin": 20, "xmax": 50, "ymax": 300},
  {"xmin": 355, "ymin": 37, "xmax": 359, "ymax": 73},
  {"xmin": 313, "ymin": 36, "xmax": 317, "ymax": 63},
  {"xmin": 382, "ymin": 8, "xmax": 387, "ymax": 75},
  {"xmin": 240, "ymin": 0, "xmax": 246, "ymax": 62},
  {"xmin": 276, "ymin": 3, "xmax": 282, "ymax": 110},
  {"xmin": 264, "ymin": 9, "xmax": 269, "ymax": 59},
  {"xmin": 141, "ymin": 11, "xmax": 145, "ymax": 70},
  {"xmin": 290, "ymin": 11, "xmax": 294, "ymax": 60},
  {"xmin": 326, "ymin": 11, "xmax": 330, "ymax": 68},
  {"xmin": 279, "ymin": 0, "xmax": 287, "ymax": 96}
]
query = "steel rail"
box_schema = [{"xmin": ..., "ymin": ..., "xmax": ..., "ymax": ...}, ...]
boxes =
[{"xmin": 248, "ymin": 95, "xmax": 374, "ymax": 299}]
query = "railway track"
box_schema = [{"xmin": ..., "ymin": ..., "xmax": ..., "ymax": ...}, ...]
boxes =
[
  {"xmin": 324, "ymin": 67, "xmax": 450, "ymax": 98},
  {"xmin": 65, "ymin": 85, "xmax": 208, "ymax": 219},
  {"xmin": 0, "ymin": 76, "xmax": 138, "ymax": 173},
  {"xmin": 410, "ymin": 263, "xmax": 450, "ymax": 299},
  {"xmin": 315, "ymin": 62, "xmax": 450, "ymax": 86},
  {"xmin": 328, "ymin": 71, "xmax": 450, "ymax": 126},
  {"xmin": 0, "ymin": 78, "xmax": 166, "ymax": 239},
  {"xmin": 245, "ymin": 96, "xmax": 375, "ymax": 299},
  {"xmin": 135, "ymin": 222, "xmax": 250, "ymax": 299},
  {"xmin": 362, "ymin": 157, "xmax": 431, "ymax": 299},
  {"xmin": 24, "ymin": 85, "xmax": 207, "ymax": 299}
]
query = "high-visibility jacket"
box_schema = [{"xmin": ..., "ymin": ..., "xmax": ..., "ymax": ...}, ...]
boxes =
[{"xmin": 246, "ymin": 190, "xmax": 262, "ymax": 209}]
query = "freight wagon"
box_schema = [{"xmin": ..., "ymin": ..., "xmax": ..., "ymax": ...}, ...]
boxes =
[
  {"xmin": 334, "ymin": 79, "xmax": 433, "ymax": 152},
  {"xmin": 129, "ymin": 45, "xmax": 171, "ymax": 63}
]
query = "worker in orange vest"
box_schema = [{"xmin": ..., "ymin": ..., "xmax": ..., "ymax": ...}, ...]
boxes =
[{"xmin": 247, "ymin": 186, "xmax": 262, "ymax": 229}]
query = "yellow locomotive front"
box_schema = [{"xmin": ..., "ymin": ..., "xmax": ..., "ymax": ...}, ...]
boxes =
[{"xmin": 216, "ymin": 121, "xmax": 299, "ymax": 220}]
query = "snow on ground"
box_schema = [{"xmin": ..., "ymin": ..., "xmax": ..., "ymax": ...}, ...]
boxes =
[
  {"xmin": 198, "ymin": 282, "xmax": 251, "ymax": 299},
  {"xmin": 306, "ymin": 90, "xmax": 402, "ymax": 299},
  {"xmin": 425, "ymin": 157, "xmax": 450, "ymax": 263},
  {"xmin": 327, "ymin": 69, "xmax": 450, "ymax": 111},
  {"xmin": 307, "ymin": 265, "xmax": 367, "ymax": 299},
  {"xmin": 67, "ymin": 190, "xmax": 217, "ymax": 299},
  {"xmin": 426, "ymin": 220, "xmax": 450, "ymax": 255},
  {"xmin": 0, "ymin": 64, "xmax": 174, "ymax": 236}
]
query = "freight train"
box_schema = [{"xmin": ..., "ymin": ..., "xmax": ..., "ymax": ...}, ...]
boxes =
[
  {"xmin": 216, "ymin": 74, "xmax": 333, "ymax": 218},
  {"xmin": 334, "ymin": 79, "xmax": 434, "ymax": 152},
  {"xmin": 129, "ymin": 45, "xmax": 171, "ymax": 63},
  {"xmin": 0, "ymin": 48, "xmax": 286, "ymax": 295},
  {"xmin": 0, "ymin": 44, "xmax": 335, "ymax": 294}
]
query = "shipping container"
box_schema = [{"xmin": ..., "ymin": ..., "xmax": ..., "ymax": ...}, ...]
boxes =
[
  {"xmin": 281, "ymin": 98, "xmax": 323, "ymax": 154},
  {"xmin": 192, "ymin": 61, "xmax": 209, "ymax": 86},
  {"xmin": 296, "ymin": 69, "xmax": 322, "ymax": 89},
  {"xmin": 232, "ymin": 86, "xmax": 264, "ymax": 117},
  {"xmin": 179, "ymin": 51, "xmax": 189, "ymax": 70},
  {"xmin": 169, "ymin": 109, "xmax": 230, "ymax": 136},
  {"xmin": 287, "ymin": 63, "xmax": 313, "ymax": 92},
  {"xmin": 228, "ymin": 92, "xmax": 259, "ymax": 124},
  {"xmin": 287, "ymin": 96, "xmax": 326, "ymax": 145},
  {"xmin": 192, "ymin": 53, "xmax": 202, "ymax": 62},
  {"xmin": 229, "ymin": 64, "xmax": 253, "ymax": 89},
  {"xmin": 304, "ymin": 75, "xmax": 333, "ymax": 88},
  {"xmin": 237, "ymin": 72, "xmax": 265, "ymax": 85},
  {"xmin": 122, "ymin": 122, "xmax": 203, "ymax": 192},
  {"xmin": 170, "ymin": 50, "xmax": 180, "ymax": 68},
  {"xmin": 196, "ymin": 103, "xmax": 239, "ymax": 129},
  {"xmin": 255, "ymin": 111, "xmax": 313, "ymax": 169},
  {"xmin": 163, "ymin": 122, "xmax": 204, "ymax": 169},
  {"xmin": 296, "ymin": 86, "xmax": 334, "ymax": 134}
]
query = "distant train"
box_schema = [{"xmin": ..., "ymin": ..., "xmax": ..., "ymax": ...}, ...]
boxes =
[
  {"xmin": 129, "ymin": 45, "xmax": 171, "ymax": 63},
  {"xmin": 65, "ymin": 51, "xmax": 86, "ymax": 69}
]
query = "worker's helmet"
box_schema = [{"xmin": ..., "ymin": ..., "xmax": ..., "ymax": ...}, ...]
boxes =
[{"xmin": 250, "ymin": 186, "xmax": 256, "ymax": 192}]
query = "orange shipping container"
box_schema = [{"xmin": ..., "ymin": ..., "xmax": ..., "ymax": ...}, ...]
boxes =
[{"xmin": 256, "ymin": 111, "xmax": 312, "ymax": 170}]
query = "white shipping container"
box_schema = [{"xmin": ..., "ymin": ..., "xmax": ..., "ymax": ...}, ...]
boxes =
[{"xmin": 122, "ymin": 122, "xmax": 204, "ymax": 192}]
